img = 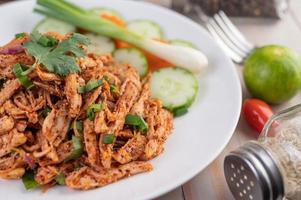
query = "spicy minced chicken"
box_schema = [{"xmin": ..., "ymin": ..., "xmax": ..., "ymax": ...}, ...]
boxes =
[{"xmin": 0, "ymin": 32, "xmax": 173, "ymax": 190}]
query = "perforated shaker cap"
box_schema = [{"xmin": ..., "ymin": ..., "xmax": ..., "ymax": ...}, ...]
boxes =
[{"xmin": 224, "ymin": 142, "xmax": 284, "ymax": 200}]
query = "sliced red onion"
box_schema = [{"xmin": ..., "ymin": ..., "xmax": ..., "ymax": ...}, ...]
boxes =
[
  {"xmin": 0, "ymin": 44, "xmax": 24, "ymax": 55},
  {"xmin": 24, "ymin": 153, "xmax": 36, "ymax": 169}
]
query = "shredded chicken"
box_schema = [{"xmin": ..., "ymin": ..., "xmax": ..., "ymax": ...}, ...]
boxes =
[
  {"xmin": 84, "ymin": 119, "xmax": 100, "ymax": 166},
  {"xmin": 0, "ymin": 79, "xmax": 21, "ymax": 106},
  {"xmin": 42, "ymin": 101, "xmax": 71, "ymax": 147},
  {"xmin": 65, "ymin": 74, "xmax": 83, "ymax": 118},
  {"xmin": 0, "ymin": 116, "xmax": 15, "ymax": 135},
  {"xmin": 0, "ymin": 54, "xmax": 34, "ymax": 79},
  {"xmin": 113, "ymin": 134, "xmax": 147, "ymax": 164},
  {"xmin": 0, "ymin": 129, "xmax": 27, "ymax": 157},
  {"xmin": 36, "ymin": 65, "xmax": 61, "ymax": 82},
  {"xmin": 65, "ymin": 161, "xmax": 153, "ymax": 190},
  {"xmin": 35, "ymin": 165, "xmax": 58, "ymax": 185},
  {"xmin": 0, "ymin": 149, "xmax": 26, "ymax": 179},
  {"xmin": 0, "ymin": 33, "xmax": 173, "ymax": 191}
]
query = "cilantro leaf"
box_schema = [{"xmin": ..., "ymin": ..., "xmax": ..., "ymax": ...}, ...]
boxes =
[
  {"xmin": 23, "ymin": 40, "xmax": 50, "ymax": 61},
  {"xmin": 23, "ymin": 31, "xmax": 90, "ymax": 76},
  {"xmin": 30, "ymin": 31, "xmax": 43, "ymax": 42},
  {"xmin": 72, "ymin": 33, "xmax": 91, "ymax": 46},
  {"xmin": 42, "ymin": 50, "xmax": 81, "ymax": 75}
]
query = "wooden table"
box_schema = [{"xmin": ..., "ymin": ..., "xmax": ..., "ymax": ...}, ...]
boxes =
[{"xmin": 155, "ymin": 0, "xmax": 301, "ymax": 199}]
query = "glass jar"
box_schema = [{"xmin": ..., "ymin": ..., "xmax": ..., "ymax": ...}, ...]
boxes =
[{"xmin": 224, "ymin": 103, "xmax": 301, "ymax": 200}]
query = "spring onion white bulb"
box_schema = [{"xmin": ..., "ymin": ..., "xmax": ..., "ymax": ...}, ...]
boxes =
[{"xmin": 35, "ymin": 0, "xmax": 208, "ymax": 74}]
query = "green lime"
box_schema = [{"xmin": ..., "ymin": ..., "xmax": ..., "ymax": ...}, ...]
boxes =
[{"xmin": 244, "ymin": 45, "xmax": 301, "ymax": 104}]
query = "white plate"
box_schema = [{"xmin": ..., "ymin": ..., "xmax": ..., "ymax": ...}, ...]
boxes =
[{"xmin": 0, "ymin": 0, "xmax": 242, "ymax": 199}]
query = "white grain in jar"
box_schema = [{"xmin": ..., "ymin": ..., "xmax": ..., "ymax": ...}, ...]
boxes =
[{"xmin": 262, "ymin": 118, "xmax": 301, "ymax": 199}]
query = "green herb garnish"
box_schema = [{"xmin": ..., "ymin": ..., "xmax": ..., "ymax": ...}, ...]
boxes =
[
  {"xmin": 86, "ymin": 103, "xmax": 103, "ymax": 121},
  {"xmin": 110, "ymin": 84, "xmax": 119, "ymax": 94},
  {"xmin": 34, "ymin": 0, "xmax": 206, "ymax": 76},
  {"xmin": 103, "ymin": 75, "xmax": 109, "ymax": 81},
  {"xmin": 65, "ymin": 135, "xmax": 83, "ymax": 162},
  {"xmin": 22, "ymin": 170, "xmax": 39, "ymax": 190},
  {"xmin": 39, "ymin": 106, "xmax": 51, "ymax": 117},
  {"xmin": 13, "ymin": 63, "xmax": 34, "ymax": 89},
  {"xmin": 23, "ymin": 31, "xmax": 90, "ymax": 76},
  {"xmin": 55, "ymin": 173, "xmax": 65, "ymax": 185},
  {"xmin": 37, "ymin": 35, "xmax": 58, "ymax": 47},
  {"xmin": 74, "ymin": 165, "xmax": 82, "ymax": 171},
  {"xmin": 10, "ymin": 149, "xmax": 17, "ymax": 156},
  {"xmin": 78, "ymin": 79, "xmax": 103, "ymax": 94},
  {"xmin": 74, "ymin": 121, "xmax": 83, "ymax": 132},
  {"xmin": 103, "ymin": 133, "xmax": 115, "ymax": 144},
  {"xmin": 125, "ymin": 114, "xmax": 148, "ymax": 134},
  {"xmin": 15, "ymin": 32, "xmax": 26, "ymax": 39},
  {"xmin": 172, "ymin": 106, "xmax": 188, "ymax": 117},
  {"xmin": 70, "ymin": 121, "xmax": 83, "ymax": 133}
]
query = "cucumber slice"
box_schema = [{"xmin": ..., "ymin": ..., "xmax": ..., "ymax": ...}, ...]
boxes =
[
  {"xmin": 127, "ymin": 20, "xmax": 164, "ymax": 39},
  {"xmin": 90, "ymin": 7, "xmax": 123, "ymax": 18},
  {"xmin": 85, "ymin": 33, "xmax": 115, "ymax": 55},
  {"xmin": 113, "ymin": 48, "xmax": 148, "ymax": 77},
  {"xmin": 150, "ymin": 67, "xmax": 198, "ymax": 114},
  {"xmin": 33, "ymin": 18, "xmax": 76, "ymax": 35},
  {"xmin": 170, "ymin": 39, "xmax": 198, "ymax": 49}
]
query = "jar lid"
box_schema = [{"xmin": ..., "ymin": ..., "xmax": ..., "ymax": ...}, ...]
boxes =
[{"xmin": 224, "ymin": 142, "xmax": 284, "ymax": 200}]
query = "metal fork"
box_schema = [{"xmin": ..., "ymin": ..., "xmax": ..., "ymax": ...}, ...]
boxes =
[{"xmin": 171, "ymin": 0, "xmax": 256, "ymax": 64}]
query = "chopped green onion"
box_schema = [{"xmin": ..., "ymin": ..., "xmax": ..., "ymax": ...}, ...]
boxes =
[
  {"xmin": 86, "ymin": 103, "xmax": 103, "ymax": 121},
  {"xmin": 74, "ymin": 165, "xmax": 82, "ymax": 171},
  {"xmin": 103, "ymin": 75, "xmax": 109, "ymax": 81},
  {"xmin": 15, "ymin": 32, "xmax": 26, "ymax": 39},
  {"xmin": 37, "ymin": 35, "xmax": 58, "ymax": 47},
  {"xmin": 78, "ymin": 79, "xmax": 103, "ymax": 94},
  {"xmin": 35, "ymin": 0, "xmax": 208, "ymax": 75},
  {"xmin": 172, "ymin": 106, "xmax": 188, "ymax": 117},
  {"xmin": 39, "ymin": 106, "xmax": 51, "ymax": 117},
  {"xmin": 74, "ymin": 121, "xmax": 83, "ymax": 132},
  {"xmin": 22, "ymin": 170, "xmax": 39, "ymax": 190},
  {"xmin": 13, "ymin": 63, "xmax": 34, "ymax": 89},
  {"xmin": 110, "ymin": 84, "xmax": 119, "ymax": 94},
  {"xmin": 20, "ymin": 63, "xmax": 37, "ymax": 76},
  {"xmin": 55, "ymin": 173, "xmax": 65, "ymax": 185},
  {"xmin": 65, "ymin": 135, "xmax": 83, "ymax": 162},
  {"xmin": 68, "ymin": 121, "xmax": 83, "ymax": 133},
  {"xmin": 125, "ymin": 114, "xmax": 148, "ymax": 134},
  {"xmin": 69, "ymin": 120, "xmax": 83, "ymax": 132},
  {"xmin": 10, "ymin": 149, "xmax": 17, "ymax": 156},
  {"xmin": 103, "ymin": 133, "xmax": 115, "ymax": 144}
]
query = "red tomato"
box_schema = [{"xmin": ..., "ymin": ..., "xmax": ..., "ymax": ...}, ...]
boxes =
[{"xmin": 243, "ymin": 98, "xmax": 274, "ymax": 134}]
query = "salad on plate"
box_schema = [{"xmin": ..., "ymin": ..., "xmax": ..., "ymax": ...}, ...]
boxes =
[{"xmin": 0, "ymin": 0, "xmax": 208, "ymax": 191}]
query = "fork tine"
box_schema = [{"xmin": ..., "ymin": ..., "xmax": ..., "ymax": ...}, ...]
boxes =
[
  {"xmin": 206, "ymin": 23, "xmax": 244, "ymax": 64},
  {"xmin": 207, "ymin": 19, "xmax": 248, "ymax": 58},
  {"xmin": 218, "ymin": 11, "xmax": 255, "ymax": 49},
  {"xmin": 213, "ymin": 13, "xmax": 252, "ymax": 54}
]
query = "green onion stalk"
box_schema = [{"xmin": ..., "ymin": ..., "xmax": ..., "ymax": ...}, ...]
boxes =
[
  {"xmin": 35, "ymin": 0, "xmax": 208, "ymax": 74},
  {"xmin": 64, "ymin": 135, "xmax": 84, "ymax": 162}
]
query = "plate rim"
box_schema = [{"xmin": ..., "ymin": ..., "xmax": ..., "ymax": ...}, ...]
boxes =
[
  {"xmin": 0, "ymin": 0, "xmax": 242, "ymax": 199},
  {"xmin": 131, "ymin": 2, "xmax": 242, "ymax": 199}
]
